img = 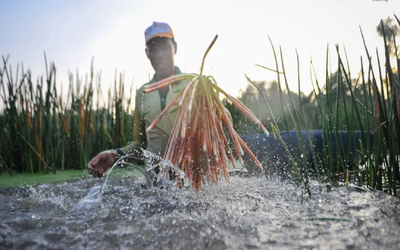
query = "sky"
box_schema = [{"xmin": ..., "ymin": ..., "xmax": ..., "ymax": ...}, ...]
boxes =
[{"xmin": 0, "ymin": 0, "xmax": 399, "ymax": 108}]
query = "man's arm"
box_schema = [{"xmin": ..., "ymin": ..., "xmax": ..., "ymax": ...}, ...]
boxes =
[{"xmin": 118, "ymin": 88, "xmax": 147, "ymax": 157}]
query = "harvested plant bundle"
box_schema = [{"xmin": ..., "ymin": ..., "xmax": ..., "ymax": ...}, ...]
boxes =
[{"xmin": 143, "ymin": 35, "xmax": 269, "ymax": 191}]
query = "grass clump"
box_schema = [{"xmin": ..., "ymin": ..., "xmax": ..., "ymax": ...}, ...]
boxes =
[{"xmin": 236, "ymin": 15, "xmax": 400, "ymax": 195}]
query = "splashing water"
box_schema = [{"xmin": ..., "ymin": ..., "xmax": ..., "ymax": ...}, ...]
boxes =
[
  {"xmin": 74, "ymin": 150, "xmax": 189, "ymax": 212},
  {"xmin": 1, "ymin": 159, "xmax": 400, "ymax": 249}
]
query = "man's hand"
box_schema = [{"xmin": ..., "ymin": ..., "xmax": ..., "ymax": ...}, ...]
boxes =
[{"xmin": 88, "ymin": 150, "xmax": 119, "ymax": 177}]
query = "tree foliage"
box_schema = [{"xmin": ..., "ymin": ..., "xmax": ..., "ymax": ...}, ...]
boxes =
[
  {"xmin": 225, "ymin": 80, "xmax": 318, "ymax": 135},
  {"xmin": 376, "ymin": 16, "xmax": 399, "ymax": 57}
]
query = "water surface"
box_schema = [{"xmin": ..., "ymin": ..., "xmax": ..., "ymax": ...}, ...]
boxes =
[{"xmin": 1, "ymin": 172, "xmax": 399, "ymax": 249}]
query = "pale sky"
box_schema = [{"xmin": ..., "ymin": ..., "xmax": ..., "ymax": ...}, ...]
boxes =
[{"xmin": 1, "ymin": 0, "xmax": 398, "ymax": 108}]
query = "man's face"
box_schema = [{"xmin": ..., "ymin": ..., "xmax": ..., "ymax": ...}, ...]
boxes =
[{"xmin": 145, "ymin": 37, "xmax": 177, "ymax": 73}]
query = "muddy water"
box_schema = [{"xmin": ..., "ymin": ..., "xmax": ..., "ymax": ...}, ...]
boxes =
[{"xmin": 1, "ymin": 172, "xmax": 400, "ymax": 250}]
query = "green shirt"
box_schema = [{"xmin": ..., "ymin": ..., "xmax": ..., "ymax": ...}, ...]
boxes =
[{"xmin": 120, "ymin": 66, "xmax": 188, "ymax": 158}]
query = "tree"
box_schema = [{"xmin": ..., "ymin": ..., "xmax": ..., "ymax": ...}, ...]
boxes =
[
  {"xmin": 225, "ymin": 80, "xmax": 318, "ymax": 135},
  {"xmin": 376, "ymin": 16, "xmax": 399, "ymax": 57}
]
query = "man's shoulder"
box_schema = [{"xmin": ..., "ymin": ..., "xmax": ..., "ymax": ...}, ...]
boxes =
[
  {"xmin": 138, "ymin": 81, "xmax": 153, "ymax": 91},
  {"xmin": 137, "ymin": 66, "xmax": 186, "ymax": 91},
  {"xmin": 137, "ymin": 77, "xmax": 157, "ymax": 93}
]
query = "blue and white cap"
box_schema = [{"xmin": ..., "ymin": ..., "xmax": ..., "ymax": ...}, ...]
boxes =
[{"xmin": 145, "ymin": 22, "xmax": 174, "ymax": 44}]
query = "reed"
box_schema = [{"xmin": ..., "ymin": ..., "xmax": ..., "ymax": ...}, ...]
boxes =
[
  {"xmin": 242, "ymin": 16, "xmax": 399, "ymax": 194},
  {"xmin": 143, "ymin": 35, "xmax": 269, "ymax": 191},
  {"xmin": 0, "ymin": 56, "xmax": 133, "ymax": 175}
]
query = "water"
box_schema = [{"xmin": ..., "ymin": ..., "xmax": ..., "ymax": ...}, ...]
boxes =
[{"xmin": 1, "ymin": 170, "xmax": 400, "ymax": 249}]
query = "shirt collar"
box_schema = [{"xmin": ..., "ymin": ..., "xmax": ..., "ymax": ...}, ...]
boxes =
[{"xmin": 149, "ymin": 66, "xmax": 182, "ymax": 84}]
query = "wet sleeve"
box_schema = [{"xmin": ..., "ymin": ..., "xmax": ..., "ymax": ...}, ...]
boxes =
[{"xmin": 118, "ymin": 88, "xmax": 147, "ymax": 158}]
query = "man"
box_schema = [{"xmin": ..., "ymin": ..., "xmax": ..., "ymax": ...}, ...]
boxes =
[{"xmin": 88, "ymin": 21, "xmax": 188, "ymax": 178}]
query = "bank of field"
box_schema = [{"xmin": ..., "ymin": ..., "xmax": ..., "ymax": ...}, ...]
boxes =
[{"xmin": 0, "ymin": 170, "xmax": 90, "ymax": 188}]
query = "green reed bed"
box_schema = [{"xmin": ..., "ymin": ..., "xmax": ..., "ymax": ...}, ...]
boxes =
[{"xmin": 0, "ymin": 55, "xmax": 134, "ymax": 175}]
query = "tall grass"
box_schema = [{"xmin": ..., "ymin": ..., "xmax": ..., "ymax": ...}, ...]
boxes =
[
  {"xmin": 0, "ymin": 55, "xmax": 134, "ymax": 175},
  {"xmin": 1, "ymin": 18, "xmax": 399, "ymax": 196},
  {"xmin": 240, "ymin": 17, "xmax": 399, "ymax": 194}
]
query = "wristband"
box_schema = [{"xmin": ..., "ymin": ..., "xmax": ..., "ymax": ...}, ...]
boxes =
[{"xmin": 115, "ymin": 148, "xmax": 124, "ymax": 158}]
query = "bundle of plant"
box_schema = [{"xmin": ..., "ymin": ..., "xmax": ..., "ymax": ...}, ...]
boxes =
[{"xmin": 143, "ymin": 35, "xmax": 269, "ymax": 191}]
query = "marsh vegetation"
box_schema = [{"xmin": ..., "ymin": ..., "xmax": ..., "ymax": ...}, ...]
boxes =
[{"xmin": 1, "ymin": 16, "xmax": 399, "ymax": 195}]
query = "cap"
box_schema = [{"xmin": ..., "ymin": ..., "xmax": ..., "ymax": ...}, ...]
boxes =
[{"xmin": 145, "ymin": 22, "xmax": 174, "ymax": 44}]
